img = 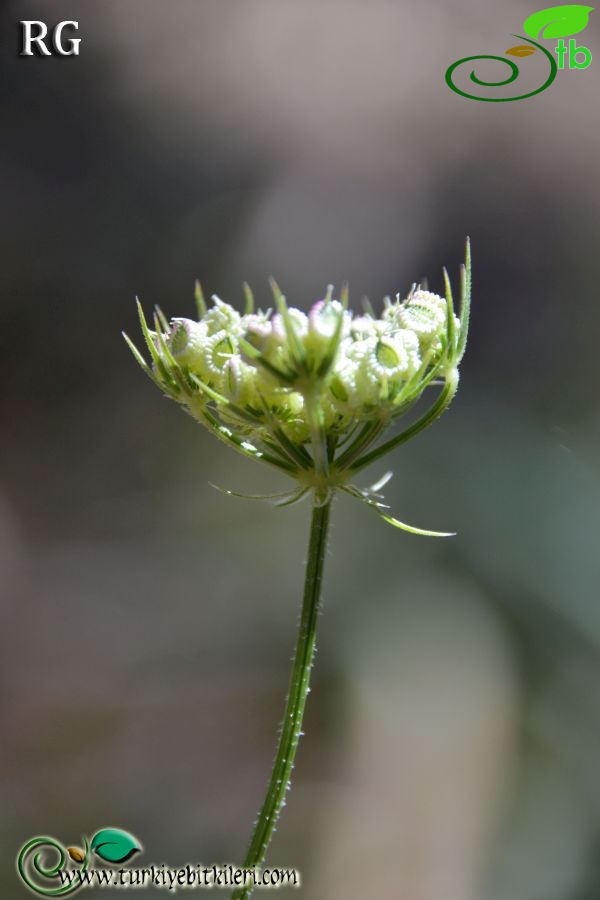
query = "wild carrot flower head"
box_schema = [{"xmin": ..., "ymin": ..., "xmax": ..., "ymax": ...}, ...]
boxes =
[{"xmin": 124, "ymin": 241, "xmax": 471, "ymax": 533}]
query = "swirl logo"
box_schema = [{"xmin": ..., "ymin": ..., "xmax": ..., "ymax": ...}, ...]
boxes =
[
  {"xmin": 16, "ymin": 828, "xmax": 141, "ymax": 896},
  {"xmin": 445, "ymin": 4, "xmax": 594, "ymax": 101}
]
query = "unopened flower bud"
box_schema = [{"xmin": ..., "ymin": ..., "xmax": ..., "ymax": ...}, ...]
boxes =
[{"xmin": 126, "ymin": 239, "xmax": 471, "ymax": 498}]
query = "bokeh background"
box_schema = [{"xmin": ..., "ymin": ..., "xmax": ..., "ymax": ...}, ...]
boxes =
[{"xmin": 2, "ymin": 1, "xmax": 600, "ymax": 897}]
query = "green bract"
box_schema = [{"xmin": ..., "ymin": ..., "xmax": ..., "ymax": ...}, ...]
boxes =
[{"xmin": 124, "ymin": 240, "xmax": 471, "ymax": 534}]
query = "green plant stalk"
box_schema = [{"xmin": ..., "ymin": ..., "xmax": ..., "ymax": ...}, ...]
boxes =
[{"xmin": 232, "ymin": 497, "xmax": 332, "ymax": 899}]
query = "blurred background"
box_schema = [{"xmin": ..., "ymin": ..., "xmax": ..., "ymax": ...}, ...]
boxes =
[{"xmin": 2, "ymin": 1, "xmax": 600, "ymax": 897}]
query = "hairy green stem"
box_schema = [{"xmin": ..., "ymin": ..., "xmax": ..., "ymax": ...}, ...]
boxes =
[{"xmin": 232, "ymin": 497, "xmax": 332, "ymax": 899}]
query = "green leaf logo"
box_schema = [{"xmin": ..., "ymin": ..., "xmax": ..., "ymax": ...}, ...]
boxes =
[
  {"xmin": 523, "ymin": 4, "xmax": 594, "ymax": 39},
  {"xmin": 90, "ymin": 828, "xmax": 141, "ymax": 864}
]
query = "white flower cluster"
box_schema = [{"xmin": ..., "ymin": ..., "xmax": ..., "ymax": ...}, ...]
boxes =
[
  {"xmin": 156, "ymin": 288, "xmax": 457, "ymax": 446},
  {"xmin": 128, "ymin": 242, "xmax": 470, "ymax": 503}
]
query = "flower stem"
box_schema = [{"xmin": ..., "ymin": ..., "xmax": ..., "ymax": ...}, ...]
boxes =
[{"xmin": 232, "ymin": 496, "xmax": 332, "ymax": 899}]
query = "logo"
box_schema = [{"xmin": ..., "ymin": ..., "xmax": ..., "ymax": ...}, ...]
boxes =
[
  {"xmin": 20, "ymin": 20, "xmax": 81, "ymax": 57},
  {"xmin": 17, "ymin": 828, "xmax": 142, "ymax": 896},
  {"xmin": 16, "ymin": 828, "xmax": 300, "ymax": 894},
  {"xmin": 445, "ymin": 4, "xmax": 593, "ymax": 101}
]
